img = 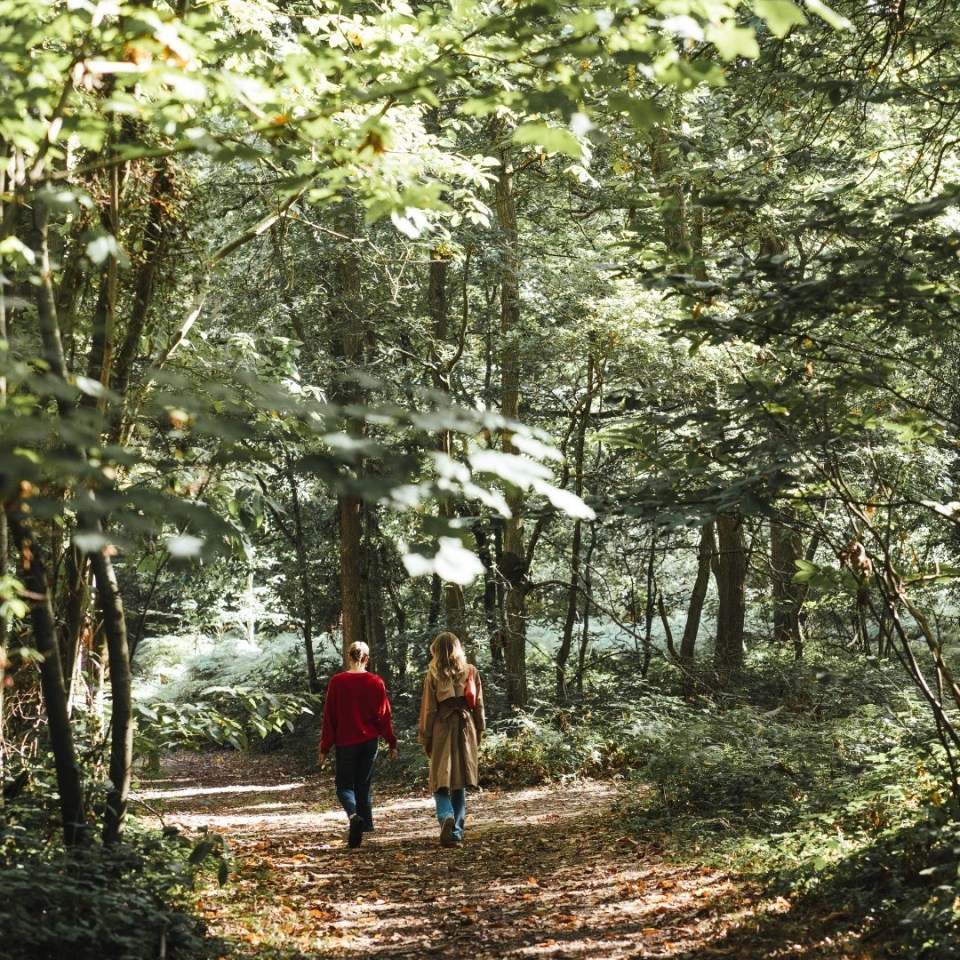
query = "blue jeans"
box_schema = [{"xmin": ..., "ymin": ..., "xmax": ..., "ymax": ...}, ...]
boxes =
[
  {"xmin": 335, "ymin": 738, "xmax": 379, "ymax": 831},
  {"xmin": 434, "ymin": 788, "xmax": 466, "ymax": 841}
]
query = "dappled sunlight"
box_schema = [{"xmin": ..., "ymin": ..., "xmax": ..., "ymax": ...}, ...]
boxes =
[
  {"xmin": 136, "ymin": 780, "xmax": 309, "ymax": 801},
  {"xmin": 150, "ymin": 753, "xmax": 882, "ymax": 959}
]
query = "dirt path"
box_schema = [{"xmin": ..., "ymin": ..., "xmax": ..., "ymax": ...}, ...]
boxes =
[{"xmin": 135, "ymin": 753, "xmax": 861, "ymax": 960}]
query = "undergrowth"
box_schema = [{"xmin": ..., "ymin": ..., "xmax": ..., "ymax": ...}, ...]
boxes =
[
  {"xmin": 467, "ymin": 646, "xmax": 960, "ymax": 958},
  {"xmin": 0, "ymin": 818, "xmax": 227, "ymax": 960},
  {"xmin": 127, "ymin": 633, "xmax": 960, "ymax": 958},
  {"xmin": 613, "ymin": 651, "xmax": 960, "ymax": 960}
]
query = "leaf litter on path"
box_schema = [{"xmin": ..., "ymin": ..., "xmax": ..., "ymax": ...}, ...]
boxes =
[{"xmin": 137, "ymin": 752, "xmax": 881, "ymax": 960}]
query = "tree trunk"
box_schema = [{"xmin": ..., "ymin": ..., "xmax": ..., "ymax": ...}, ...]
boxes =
[
  {"xmin": 362, "ymin": 503, "xmax": 390, "ymax": 682},
  {"xmin": 427, "ymin": 574, "xmax": 442, "ymax": 630},
  {"xmin": 332, "ymin": 203, "xmax": 365, "ymax": 663},
  {"xmin": 91, "ymin": 549, "xmax": 133, "ymax": 844},
  {"xmin": 385, "ymin": 575, "xmax": 408, "ymax": 681},
  {"xmin": 7, "ymin": 512, "xmax": 88, "ymax": 845},
  {"xmin": 339, "ymin": 495, "xmax": 363, "ymax": 657},
  {"xmin": 27, "ymin": 192, "xmax": 136, "ymax": 842},
  {"xmin": 87, "ymin": 162, "xmax": 120, "ymax": 401},
  {"xmin": 575, "ymin": 522, "xmax": 599, "ymax": 696},
  {"xmin": 285, "ymin": 458, "xmax": 319, "ymax": 691},
  {"xmin": 0, "ymin": 505, "xmax": 5, "ymax": 825},
  {"xmin": 0, "ymin": 513, "xmax": 4, "ymax": 823},
  {"xmin": 495, "ymin": 145, "xmax": 528, "ymax": 708},
  {"xmin": 640, "ymin": 526, "xmax": 658, "ymax": 678},
  {"xmin": 59, "ymin": 545, "xmax": 89, "ymax": 690},
  {"xmin": 428, "ymin": 251, "xmax": 469, "ymax": 640},
  {"xmin": 472, "ymin": 524, "xmax": 503, "ymax": 664},
  {"xmin": 714, "ymin": 512, "xmax": 747, "ymax": 677},
  {"xmin": 770, "ymin": 516, "xmax": 805, "ymax": 659},
  {"xmin": 113, "ymin": 162, "xmax": 173, "ymax": 410},
  {"xmin": 557, "ymin": 516, "xmax": 583, "ymax": 700},
  {"xmin": 650, "ymin": 122, "xmax": 689, "ymax": 265},
  {"xmin": 680, "ymin": 522, "xmax": 716, "ymax": 667},
  {"xmin": 557, "ymin": 352, "xmax": 595, "ymax": 700},
  {"xmin": 0, "ymin": 147, "xmax": 7, "ymax": 822}
]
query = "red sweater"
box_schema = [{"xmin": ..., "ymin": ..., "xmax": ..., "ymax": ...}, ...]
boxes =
[{"xmin": 319, "ymin": 670, "xmax": 398, "ymax": 754}]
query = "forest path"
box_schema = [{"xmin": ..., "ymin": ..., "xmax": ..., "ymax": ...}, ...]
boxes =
[{"xmin": 137, "ymin": 753, "xmax": 860, "ymax": 960}]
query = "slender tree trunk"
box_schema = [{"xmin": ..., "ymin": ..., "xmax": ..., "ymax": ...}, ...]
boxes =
[
  {"xmin": 59, "ymin": 545, "xmax": 89, "ymax": 690},
  {"xmin": 472, "ymin": 524, "xmax": 502, "ymax": 663},
  {"xmin": 385, "ymin": 575, "xmax": 408, "ymax": 681},
  {"xmin": 680, "ymin": 522, "xmax": 715, "ymax": 667},
  {"xmin": 575, "ymin": 522, "xmax": 599, "ymax": 696},
  {"xmin": 557, "ymin": 516, "xmax": 583, "ymax": 700},
  {"xmin": 362, "ymin": 504, "xmax": 390, "ymax": 682},
  {"xmin": 0, "ymin": 508, "xmax": 5, "ymax": 825},
  {"xmin": 21, "ymin": 194, "xmax": 92, "ymax": 844},
  {"xmin": 650, "ymin": 121, "xmax": 689, "ymax": 265},
  {"xmin": 28, "ymin": 192, "xmax": 135, "ymax": 842},
  {"xmin": 332, "ymin": 204, "xmax": 365, "ymax": 663},
  {"xmin": 658, "ymin": 591, "xmax": 678, "ymax": 659},
  {"xmin": 285, "ymin": 458, "xmax": 319, "ymax": 691},
  {"xmin": 339, "ymin": 495, "xmax": 363, "ymax": 657},
  {"xmin": 427, "ymin": 574, "xmax": 442, "ymax": 630},
  {"xmin": 557, "ymin": 352, "xmax": 594, "ymax": 700},
  {"xmin": 113, "ymin": 162, "xmax": 173, "ymax": 406},
  {"xmin": 429, "ymin": 251, "xmax": 469, "ymax": 640},
  {"xmin": 7, "ymin": 512, "xmax": 88, "ymax": 845},
  {"xmin": 496, "ymin": 145, "xmax": 528, "ymax": 708},
  {"xmin": 87, "ymin": 162, "xmax": 120, "ymax": 399},
  {"xmin": 91, "ymin": 550, "xmax": 132, "ymax": 844},
  {"xmin": 0, "ymin": 158, "xmax": 7, "ymax": 819},
  {"xmin": 770, "ymin": 516, "xmax": 805, "ymax": 659},
  {"xmin": 714, "ymin": 512, "xmax": 747, "ymax": 677},
  {"xmin": 641, "ymin": 527, "xmax": 658, "ymax": 678},
  {"xmin": 245, "ymin": 569, "xmax": 256, "ymax": 645}
]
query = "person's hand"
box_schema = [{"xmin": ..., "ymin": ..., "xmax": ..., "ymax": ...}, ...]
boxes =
[
  {"xmin": 423, "ymin": 745, "xmax": 431, "ymax": 758},
  {"xmin": 389, "ymin": 746, "xmax": 399, "ymax": 762},
  {"xmin": 318, "ymin": 751, "xmax": 328, "ymax": 768}
]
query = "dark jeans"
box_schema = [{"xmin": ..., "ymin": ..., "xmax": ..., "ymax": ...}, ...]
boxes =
[{"xmin": 334, "ymin": 737, "xmax": 379, "ymax": 831}]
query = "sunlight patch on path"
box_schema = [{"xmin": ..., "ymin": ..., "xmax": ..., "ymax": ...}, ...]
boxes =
[
  {"xmin": 146, "ymin": 754, "xmax": 865, "ymax": 960},
  {"xmin": 136, "ymin": 781, "xmax": 309, "ymax": 801},
  {"xmin": 139, "ymin": 766, "xmax": 618, "ymax": 845}
]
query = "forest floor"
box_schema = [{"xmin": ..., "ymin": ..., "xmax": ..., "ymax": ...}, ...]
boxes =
[{"xmin": 136, "ymin": 752, "xmax": 884, "ymax": 960}]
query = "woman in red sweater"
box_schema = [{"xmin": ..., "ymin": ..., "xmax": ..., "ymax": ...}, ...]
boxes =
[{"xmin": 319, "ymin": 641, "xmax": 398, "ymax": 848}]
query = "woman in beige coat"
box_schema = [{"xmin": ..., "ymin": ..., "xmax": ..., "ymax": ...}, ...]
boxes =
[{"xmin": 418, "ymin": 632, "xmax": 485, "ymax": 846}]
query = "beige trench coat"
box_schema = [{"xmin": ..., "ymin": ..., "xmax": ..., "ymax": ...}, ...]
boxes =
[{"xmin": 417, "ymin": 667, "xmax": 486, "ymax": 793}]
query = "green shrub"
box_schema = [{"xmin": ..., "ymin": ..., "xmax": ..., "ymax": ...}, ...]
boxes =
[
  {"xmin": 0, "ymin": 823, "xmax": 225, "ymax": 960},
  {"xmin": 135, "ymin": 686, "xmax": 323, "ymax": 761}
]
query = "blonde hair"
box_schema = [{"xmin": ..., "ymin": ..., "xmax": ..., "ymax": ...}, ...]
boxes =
[
  {"xmin": 347, "ymin": 641, "xmax": 370, "ymax": 665},
  {"xmin": 428, "ymin": 632, "xmax": 468, "ymax": 683}
]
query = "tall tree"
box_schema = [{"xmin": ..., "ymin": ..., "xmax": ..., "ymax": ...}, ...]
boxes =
[{"xmin": 495, "ymin": 143, "xmax": 530, "ymax": 708}]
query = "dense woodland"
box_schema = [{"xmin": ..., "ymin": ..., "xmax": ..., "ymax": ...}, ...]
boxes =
[{"xmin": 2, "ymin": 1, "xmax": 960, "ymax": 958}]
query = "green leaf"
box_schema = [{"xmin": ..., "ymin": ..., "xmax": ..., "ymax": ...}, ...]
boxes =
[
  {"xmin": 606, "ymin": 93, "xmax": 668, "ymax": 129},
  {"xmin": 402, "ymin": 537, "xmax": 486, "ymax": 585},
  {"xmin": 0, "ymin": 236, "xmax": 36, "ymax": 265},
  {"xmin": 754, "ymin": 0, "xmax": 808, "ymax": 37},
  {"xmin": 189, "ymin": 839, "xmax": 215, "ymax": 865},
  {"xmin": 72, "ymin": 531, "xmax": 109, "ymax": 552},
  {"xmin": 165, "ymin": 534, "xmax": 205, "ymax": 558},
  {"xmin": 86, "ymin": 231, "xmax": 129, "ymax": 268},
  {"xmin": 469, "ymin": 449, "xmax": 552, "ymax": 487},
  {"xmin": 706, "ymin": 21, "xmax": 761, "ymax": 60},
  {"xmin": 804, "ymin": 0, "xmax": 854, "ymax": 30},
  {"xmin": 512, "ymin": 123, "xmax": 583, "ymax": 158}
]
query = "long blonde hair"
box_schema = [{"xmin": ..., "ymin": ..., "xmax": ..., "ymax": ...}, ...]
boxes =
[{"xmin": 428, "ymin": 631, "xmax": 468, "ymax": 683}]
